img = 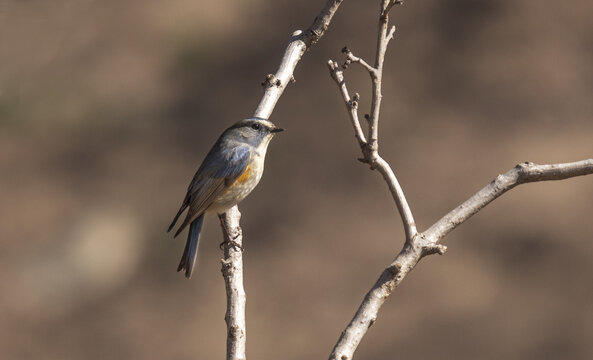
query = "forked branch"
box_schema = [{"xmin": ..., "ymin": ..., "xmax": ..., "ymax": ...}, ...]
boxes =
[
  {"xmin": 327, "ymin": 1, "xmax": 593, "ymax": 360},
  {"xmin": 328, "ymin": 0, "xmax": 416, "ymax": 243},
  {"xmin": 328, "ymin": 159, "xmax": 593, "ymax": 360}
]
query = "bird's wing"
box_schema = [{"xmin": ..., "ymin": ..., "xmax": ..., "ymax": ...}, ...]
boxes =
[{"xmin": 172, "ymin": 144, "xmax": 251, "ymax": 237}]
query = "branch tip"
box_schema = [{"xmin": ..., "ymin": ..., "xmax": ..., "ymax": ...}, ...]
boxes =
[
  {"xmin": 342, "ymin": 48, "xmax": 376, "ymax": 75},
  {"xmin": 434, "ymin": 244, "xmax": 447, "ymax": 255},
  {"xmin": 382, "ymin": 0, "xmax": 403, "ymax": 18},
  {"xmin": 386, "ymin": 26, "xmax": 396, "ymax": 41},
  {"xmin": 419, "ymin": 243, "xmax": 447, "ymax": 258}
]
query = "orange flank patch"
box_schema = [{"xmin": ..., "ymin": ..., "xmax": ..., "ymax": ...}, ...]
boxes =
[{"xmin": 235, "ymin": 164, "xmax": 252, "ymax": 184}]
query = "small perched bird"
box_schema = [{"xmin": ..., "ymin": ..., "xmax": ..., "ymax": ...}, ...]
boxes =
[{"xmin": 168, "ymin": 117, "xmax": 283, "ymax": 278}]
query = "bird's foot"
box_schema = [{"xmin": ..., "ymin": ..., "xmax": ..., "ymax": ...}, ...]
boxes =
[
  {"xmin": 217, "ymin": 213, "xmax": 243, "ymax": 251},
  {"xmin": 219, "ymin": 239, "xmax": 244, "ymax": 252}
]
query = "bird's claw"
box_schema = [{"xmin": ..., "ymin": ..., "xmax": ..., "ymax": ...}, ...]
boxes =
[{"xmin": 219, "ymin": 239, "xmax": 244, "ymax": 252}]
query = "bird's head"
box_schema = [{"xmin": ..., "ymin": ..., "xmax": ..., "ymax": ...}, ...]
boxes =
[{"xmin": 225, "ymin": 118, "xmax": 284, "ymax": 148}]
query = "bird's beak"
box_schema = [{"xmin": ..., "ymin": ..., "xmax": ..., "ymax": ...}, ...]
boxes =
[{"xmin": 271, "ymin": 127, "xmax": 284, "ymax": 133}]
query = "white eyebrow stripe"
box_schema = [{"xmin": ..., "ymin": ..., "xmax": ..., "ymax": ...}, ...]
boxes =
[{"xmin": 257, "ymin": 119, "xmax": 275, "ymax": 129}]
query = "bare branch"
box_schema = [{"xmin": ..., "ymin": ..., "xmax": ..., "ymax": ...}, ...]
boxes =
[
  {"xmin": 382, "ymin": 0, "xmax": 403, "ymax": 18},
  {"xmin": 369, "ymin": 0, "xmax": 397, "ymax": 147},
  {"xmin": 374, "ymin": 156, "xmax": 417, "ymax": 240},
  {"xmin": 327, "ymin": 2, "xmax": 416, "ymax": 242},
  {"xmin": 423, "ymin": 159, "xmax": 593, "ymax": 242},
  {"xmin": 302, "ymin": 0, "xmax": 346, "ymax": 47},
  {"xmin": 326, "ymin": 1, "xmax": 593, "ymax": 360},
  {"xmin": 254, "ymin": 0, "xmax": 346, "ymax": 120},
  {"xmin": 341, "ymin": 46, "xmax": 377, "ymax": 77},
  {"xmin": 219, "ymin": 208, "xmax": 246, "ymax": 360},
  {"xmin": 254, "ymin": 30, "xmax": 306, "ymax": 120},
  {"xmin": 329, "ymin": 160, "xmax": 593, "ymax": 360},
  {"xmin": 220, "ymin": 0, "xmax": 347, "ymax": 358},
  {"xmin": 327, "ymin": 60, "xmax": 367, "ymax": 148},
  {"xmin": 386, "ymin": 25, "xmax": 396, "ymax": 43}
]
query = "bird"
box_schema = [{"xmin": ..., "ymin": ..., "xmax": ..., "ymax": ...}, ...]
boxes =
[{"xmin": 168, "ymin": 117, "xmax": 283, "ymax": 278}]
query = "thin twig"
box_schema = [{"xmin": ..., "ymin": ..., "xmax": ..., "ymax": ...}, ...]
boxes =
[
  {"xmin": 327, "ymin": 60, "xmax": 367, "ymax": 148},
  {"xmin": 327, "ymin": 62, "xmax": 416, "ymax": 241},
  {"xmin": 374, "ymin": 156, "xmax": 418, "ymax": 241},
  {"xmin": 368, "ymin": 1, "xmax": 400, "ymax": 146},
  {"xmin": 327, "ymin": 0, "xmax": 416, "ymax": 242},
  {"xmin": 342, "ymin": 47, "xmax": 377, "ymax": 76}
]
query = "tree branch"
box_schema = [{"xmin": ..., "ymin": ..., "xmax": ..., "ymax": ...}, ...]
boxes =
[
  {"xmin": 373, "ymin": 155, "xmax": 417, "ymax": 241},
  {"xmin": 327, "ymin": 1, "xmax": 593, "ymax": 360},
  {"xmin": 254, "ymin": 0, "xmax": 346, "ymax": 120},
  {"xmin": 327, "ymin": 0, "xmax": 416, "ymax": 242},
  {"xmin": 219, "ymin": 1, "xmax": 347, "ymax": 359},
  {"xmin": 368, "ymin": 0, "xmax": 397, "ymax": 149},
  {"xmin": 329, "ymin": 160, "xmax": 593, "ymax": 360},
  {"xmin": 219, "ymin": 208, "xmax": 246, "ymax": 360},
  {"xmin": 423, "ymin": 160, "xmax": 593, "ymax": 242},
  {"xmin": 327, "ymin": 60, "xmax": 367, "ymax": 148},
  {"xmin": 341, "ymin": 47, "xmax": 377, "ymax": 77}
]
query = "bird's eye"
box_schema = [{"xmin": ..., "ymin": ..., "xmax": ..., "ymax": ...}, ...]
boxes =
[{"xmin": 251, "ymin": 123, "xmax": 261, "ymax": 130}]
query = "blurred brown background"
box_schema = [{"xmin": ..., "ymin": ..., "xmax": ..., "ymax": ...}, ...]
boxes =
[{"xmin": 1, "ymin": 0, "xmax": 592, "ymax": 359}]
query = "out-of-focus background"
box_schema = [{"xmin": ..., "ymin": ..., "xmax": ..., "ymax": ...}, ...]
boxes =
[{"xmin": 1, "ymin": 0, "xmax": 592, "ymax": 359}]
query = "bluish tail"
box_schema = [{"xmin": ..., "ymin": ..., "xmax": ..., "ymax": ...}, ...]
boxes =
[{"xmin": 177, "ymin": 214, "xmax": 204, "ymax": 278}]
